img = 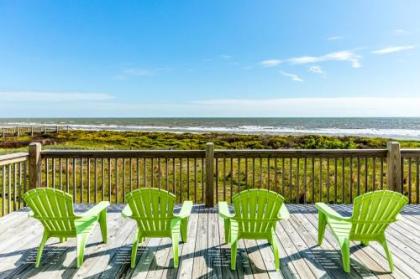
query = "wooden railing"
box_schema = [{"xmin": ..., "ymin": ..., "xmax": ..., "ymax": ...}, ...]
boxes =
[
  {"xmin": 0, "ymin": 152, "xmax": 28, "ymax": 216},
  {"xmin": 1, "ymin": 141, "xmax": 419, "ymax": 217},
  {"xmin": 0, "ymin": 125, "xmax": 68, "ymax": 138},
  {"xmin": 213, "ymin": 149, "xmax": 388, "ymax": 204},
  {"xmin": 401, "ymin": 149, "xmax": 420, "ymax": 204}
]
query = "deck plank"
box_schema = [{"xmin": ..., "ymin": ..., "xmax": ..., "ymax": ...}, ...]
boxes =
[{"xmin": 0, "ymin": 205, "xmax": 419, "ymax": 279}]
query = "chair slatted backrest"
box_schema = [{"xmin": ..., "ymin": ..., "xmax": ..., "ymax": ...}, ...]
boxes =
[
  {"xmin": 126, "ymin": 188, "xmax": 176, "ymax": 234},
  {"xmin": 232, "ymin": 189, "xmax": 284, "ymax": 235},
  {"xmin": 23, "ymin": 188, "xmax": 76, "ymax": 234},
  {"xmin": 350, "ymin": 190, "xmax": 408, "ymax": 240}
]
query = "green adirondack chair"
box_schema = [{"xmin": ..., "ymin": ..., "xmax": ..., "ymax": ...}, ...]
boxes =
[
  {"xmin": 122, "ymin": 188, "xmax": 193, "ymax": 268},
  {"xmin": 316, "ymin": 190, "xmax": 408, "ymax": 273},
  {"xmin": 22, "ymin": 188, "xmax": 109, "ymax": 268},
  {"xmin": 218, "ymin": 189, "xmax": 289, "ymax": 271}
]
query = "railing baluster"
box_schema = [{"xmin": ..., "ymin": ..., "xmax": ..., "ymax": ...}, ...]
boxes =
[
  {"xmin": 334, "ymin": 158, "xmax": 338, "ymax": 203},
  {"xmin": 186, "ymin": 158, "xmax": 189, "ymax": 200},
  {"xmin": 380, "ymin": 157, "xmax": 384, "ymax": 189},
  {"xmin": 52, "ymin": 158, "xmax": 55, "ymax": 188},
  {"xmin": 215, "ymin": 158, "xmax": 218, "ymax": 203},
  {"xmin": 45, "ymin": 158, "xmax": 49, "ymax": 187},
  {"xmin": 115, "ymin": 158, "xmax": 118, "ymax": 204},
  {"xmin": 342, "ymin": 157, "xmax": 345, "ymax": 203},
  {"xmin": 364, "ymin": 157, "xmax": 368, "ymax": 193},
  {"xmin": 237, "ymin": 157, "xmax": 241, "ymax": 194},
  {"xmin": 289, "ymin": 157, "xmax": 293, "ymax": 200},
  {"xmin": 194, "ymin": 158, "xmax": 197, "ymax": 203},
  {"xmin": 80, "ymin": 158, "xmax": 83, "ymax": 203},
  {"xmin": 2, "ymin": 166, "xmax": 5, "ymax": 216},
  {"xmin": 350, "ymin": 157, "xmax": 353, "ymax": 202},
  {"xmin": 88, "ymin": 158, "xmax": 91, "ymax": 203},
  {"xmin": 303, "ymin": 157, "xmax": 307, "ymax": 203},
  {"xmin": 108, "ymin": 158, "xmax": 111, "ymax": 202},
  {"xmin": 296, "ymin": 157, "xmax": 299, "ymax": 203},
  {"xmin": 122, "ymin": 158, "xmax": 126, "ymax": 202},
  {"xmin": 8, "ymin": 165, "xmax": 11, "ymax": 213},
  {"xmin": 252, "ymin": 157, "xmax": 256, "ymax": 188},
  {"xmin": 373, "ymin": 157, "xmax": 376, "ymax": 190},
  {"xmin": 326, "ymin": 158, "xmax": 330, "ymax": 202},
  {"xmin": 357, "ymin": 157, "xmax": 361, "ymax": 196},
  {"xmin": 311, "ymin": 157, "xmax": 314, "ymax": 203},
  {"xmin": 94, "ymin": 158, "xmax": 98, "ymax": 203},
  {"xmin": 223, "ymin": 158, "xmax": 226, "ymax": 200},
  {"xmin": 275, "ymin": 158, "xmax": 279, "ymax": 193},
  {"xmin": 408, "ymin": 157, "xmax": 412, "ymax": 203},
  {"xmin": 165, "ymin": 158, "xmax": 169, "ymax": 192},
  {"xmin": 73, "ymin": 158, "xmax": 76, "ymax": 201}
]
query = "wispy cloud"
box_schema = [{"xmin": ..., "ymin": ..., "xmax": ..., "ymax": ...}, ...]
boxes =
[
  {"xmin": 308, "ymin": 65, "xmax": 324, "ymax": 75},
  {"xmin": 372, "ymin": 45, "xmax": 415, "ymax": 55},
  {"xmin": 260, "ymin": 59, "xmax": 282, "ymax": 67},
  {"xmin": 327, "ymin": 36, "xmax": 343, "ymax": 41},
  {"xmin": 280, "ymin": 71, "xmax": 303, "ymax": 82},
  {"xmin": 289, "ymin": 50, "xmax": 361, "ymax": 68},
  {"xmin": 114, "ymin": 67, "xmax": 171, "ymax": 80},
  {"xmin": 219, "ymin": 54, "xmax": 232, "ymax": 60},
  {"xmin": 393, "ymin": 29, "xmax": 410, "ymax": 36},
  {"xmin": 0, "ymin": 91, "xmax": 114, "ymax": 102}
]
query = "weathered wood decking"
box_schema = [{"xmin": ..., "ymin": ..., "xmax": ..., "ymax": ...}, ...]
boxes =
[{"xmin": 0, "ymin": 205, "xmax": 419, "ymax": 279}]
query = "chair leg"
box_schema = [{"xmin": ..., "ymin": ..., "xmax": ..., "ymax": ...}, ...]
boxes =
[
  {"xmin": 171, "ymin": 230, "xmax": 180, "ymax": 268},
  {"xmin": 318, "ymin": 212, "xmax": 327, "ymax": 245},
  {"xmin": 380, "ymin": 238, "xmax": 394, "ymax": 272},
  {"xmin": 270, "ymin": 235, "xmax": 280, "ymax": 271},
  {"xmin": 35, "ymin": 231, "xmax": 49, "ymax": 268},
  {"xmin": 181, "ymin": 218, "xmax": 188, "ymax": 243},
  {"xmin": 341, "ymin": 239, "xmax": 351, "ymax": 273},
  {"xmin": 224, "ymin": 219, "xmax": 231, "ymax": 244},
  {"xmin": 130, "ymin": 229, "xmax": 140, "ymax": 269},
  {"xmin": 98, "ymin": 209, "xmax": 107, "ymax": 243},
  {"xmin": 76, "ymin": 233, "xmax": 89, "ymax": 268},
  {"xmin": 230, "ymin": 240, "xmax": 238, "ymax": 270}
]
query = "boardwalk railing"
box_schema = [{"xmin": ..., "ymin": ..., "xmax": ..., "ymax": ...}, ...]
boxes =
[
  {"xmin": 0, "ymin": 141, "xmax": 419, "ymax": 217},
  {"xmin": 0, "ymin": 152, "xmax": 28, "ymax": 216},
  {"xmin": 0, "ymin": 125, "xmax": 68, "ymax": 138}
]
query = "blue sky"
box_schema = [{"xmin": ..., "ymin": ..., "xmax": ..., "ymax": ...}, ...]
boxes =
[{"xmin": 0, "ymin": 0, "xmax": 419, "ymax": 117}]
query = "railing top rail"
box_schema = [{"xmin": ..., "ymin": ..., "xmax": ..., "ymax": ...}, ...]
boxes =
[
  {"xmin": 41, "ymin": 149, "xmax": 206, "ymax": 158},
  {"xmin": 0, "ymin": 152, "xmax": 29, "ymax": 166},
  {"xmin": 214, "ymin": 149, "xmax": 388, "ymax": 158},
  {"xmin": 401, "ymin": 149, "xmax": 420, "ymax": 158}
]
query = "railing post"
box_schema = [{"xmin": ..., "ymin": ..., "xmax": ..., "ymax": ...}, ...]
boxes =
[
  {"xmin": 387, "ymin": 141, "xmax": 401, "ymax": 192},
  {"xmin": 205, "ymin": 142, "xmax": 215, "ymax": 207},
  {"xmin": 29, "ymin": 142, "xmax": 42, "ymax": 189}
]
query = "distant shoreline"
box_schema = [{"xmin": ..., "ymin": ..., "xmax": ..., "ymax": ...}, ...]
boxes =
[{"xmin": 1, "ymin": 117, "xmax": 420, "ymax": 140}]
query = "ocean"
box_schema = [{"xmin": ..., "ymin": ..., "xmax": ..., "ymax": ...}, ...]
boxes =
[{"xmin": 1, "ymin": 117, "xmax": 420, "ymax": 140}]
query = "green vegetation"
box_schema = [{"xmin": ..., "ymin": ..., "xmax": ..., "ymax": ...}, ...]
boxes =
[{"xmin": 1, "ymin": 130, "xmax": 420, "ymax": 154}]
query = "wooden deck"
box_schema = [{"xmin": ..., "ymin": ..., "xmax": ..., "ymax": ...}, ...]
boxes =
[{"xmin": 0, "ymin": 205, "xmax": 419, "ymax": 279}]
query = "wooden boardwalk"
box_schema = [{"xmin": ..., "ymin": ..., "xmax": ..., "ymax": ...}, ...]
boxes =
[{"xmin": 0, "ymin": 204, "xmax": 419, "ymax": 279}]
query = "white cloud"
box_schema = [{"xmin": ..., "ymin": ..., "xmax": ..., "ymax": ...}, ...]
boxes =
[
  {"xmin": 372, "ymin": 45, "xmax": 415, "ymax": 55},
  {"xmin": 220, "ymin": 54, "xmax": 232, "ymax": 60},
  {"xmin": 280, "ymin": 71, "xmax": 303, "ymax": 82},
  {"xmin": 327, "ymin": 36, "xmax": 343, "ymax": 41},
  {"xmin": 289, "ymin": 50, "xmax": 361, "ymax": 68},
  {"xmin": 0, "ymin": 91, "xmax": 114, "ymax": 102},
  {"xmin": 260, "ymin": 59, "xmax": 282, "ymax": 67},
  {"xmin": 393, "ymin": 29, "xmax": 410, "ymax": 36},
  {"xmin": 308, "ymin": 65, "xmax": 324, "ymax": 75}
]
